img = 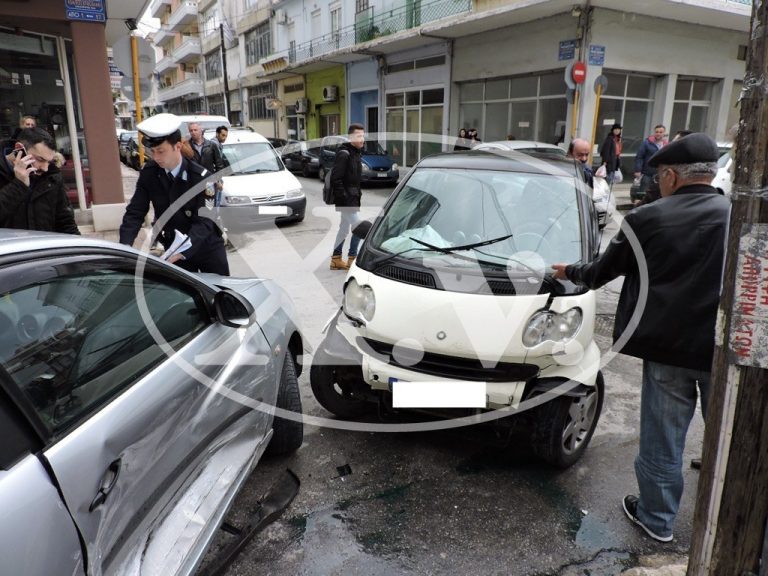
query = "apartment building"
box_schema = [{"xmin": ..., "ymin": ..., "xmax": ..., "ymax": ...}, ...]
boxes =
[{"xmin": 145, "ymin": 0, "xmax": 750, "ymax": 167}]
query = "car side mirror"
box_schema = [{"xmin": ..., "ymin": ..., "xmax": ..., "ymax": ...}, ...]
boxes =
[
  {"xmin": 213, "ymin": 288, "xmax": 255, "ymax": 328},
  {"xmin": 352, "ymin": 220, "xmax": 373, "ymax": 240}
]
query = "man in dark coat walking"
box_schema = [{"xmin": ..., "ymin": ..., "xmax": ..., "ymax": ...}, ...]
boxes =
[
  {"xmin": 0, "ymin": 127, "xmax": 79, "ymax": 234},
  {"xmin": 552, "ymin": 133, "xmax": 729, "ymax": 543},
  {"xmin": 329, "ymin": 123, "xmax": 364, "ymax": 270},
  {"xmin": 119, "ymin": 114, "xmax": 229, "ymax": 275}
]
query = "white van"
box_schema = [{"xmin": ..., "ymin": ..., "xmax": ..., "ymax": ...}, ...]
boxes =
[
  {"xmin": 175, "ymin": 114, "xmax": 230, "ymax": 137},
  {"xmin": 310, "ymin": 149, "xmax": 604, "ymax": 468},
  {"xmin": 216, "ymin": 130, "xmax": 306, "ymax": 231}
]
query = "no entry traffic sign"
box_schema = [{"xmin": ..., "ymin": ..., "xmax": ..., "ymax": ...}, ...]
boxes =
[{"xmin": 572, "ymin": 62, "xmax": 587, "ymax": 85}]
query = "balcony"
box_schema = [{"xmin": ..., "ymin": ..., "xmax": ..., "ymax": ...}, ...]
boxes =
[
  {"xmin": 155, "ymin": 53, "xmax": 176, "ymax": 74},
  {"xmin": 173, "ymin": 36, "xmax": 201, "ymax": 64},
  {"xmin": 167, "ymin": 0, "xmax": 198, "ymax": 32},
  {"xmin": 158, "ymin": 73, "xmax": 203, "ymax": 101},
  {"xmin": 153, "ymin": 27, "xmax": 174, "ymax": 47},
  {"xmin": 290, "ymin": 0, "xmax": 471, "ymax": 64},
  {"xmin": 149, "ymin": 0, "xmax": 171, "ymax": 19}
]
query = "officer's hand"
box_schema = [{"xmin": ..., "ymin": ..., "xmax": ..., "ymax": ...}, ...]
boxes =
[
  {"xmin": 13, "ymin": 151, "xmax": 35, "ymax": 187},
  {"xmin": 167, "ymin": 253, "xmax": 184, "ymax": 264}
]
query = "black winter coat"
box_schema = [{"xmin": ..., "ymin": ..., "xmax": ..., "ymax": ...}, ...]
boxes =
[
  {"xmin": 599, "ymin": 133, "xmax": 621, "ymax": 172},
  {"xmin": 331, "ymin": 142, "xmax": 362, "ymax": 209},
  {"xmin": 0, "ymin": 154, "xmax": 79, "ymax": 234},
  {"xmin": 119, "ymin": 157, "xmax": 222, "ymax": 259},
  {"xmin": 192, "ymin": 138, "xmax": 226, "ymax": 173},
  {"xmin": 566, "ymin": 184, "xmax": 730, "ymax": 371}
]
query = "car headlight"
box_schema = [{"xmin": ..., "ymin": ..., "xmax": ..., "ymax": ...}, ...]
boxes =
[
  {"xmin": 361, "ymin": 163, "xmax": 371, "ymax": 172},
  {"xmin": 391, "ymin": 163, "xmax": 398, "ymax": 171},
  {"xmin": 225, "ymin": 195, "xmax": 251, "ymax": 205},
  {"xmin": 522, "ymin": 307, "xmax": 582, "ymax": 347},
  {"xmin": 286, "ymin": 188, "xmax": 303, "ymax": 199},
  {"xmin": 343, "ymin": 278, "xmax": 375, "ymax": 323}
]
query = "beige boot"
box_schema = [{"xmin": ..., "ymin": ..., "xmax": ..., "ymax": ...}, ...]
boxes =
[
  {"xmin": 330, "ymin": 255, "xmax": 349, "ymax": 270},
  {"xmin": 347, "ymin": 256, "xmax": 356, "ymax": 268}
]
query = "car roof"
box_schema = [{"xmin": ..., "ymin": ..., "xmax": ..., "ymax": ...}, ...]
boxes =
[
  {"xmin": 222, "ymin": 130, "xmax": 269, "ymax": 144},
  {"xmin": 416, "ymin": 150, "xmax": 578, "ymax": 175},
  {"xmin": 0, "ymin": 229, "xmax": 131, "ymax": 256},
  {"xmin": 473, "ymin": 140, "xmax": 566, "ymax": 154},
  {"xmin": 177, "ymin": 114, "xmax": 231, "ymax": 137}
]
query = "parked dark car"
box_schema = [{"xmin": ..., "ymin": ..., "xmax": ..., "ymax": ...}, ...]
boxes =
[
  {"xmin": 281, "ymin": 140, "xmax": 321, "ymax": 178},
  {"xmin": 118, "ymin": 130, "xmax": 137, "ymax": 165},
  {"xmin": 318, "ymin": 136, "xmax": 399, "ymax": 186},
  {"xmin": 266, "ymin": 137, "xmax": 288, "ymax": 150},
  {"xmin": 126, "ymin": 134, "xmax": 150, "ymax": 170}
]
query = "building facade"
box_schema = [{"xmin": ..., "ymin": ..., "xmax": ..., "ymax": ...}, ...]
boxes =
[{"xmin": 146, "ymin": 0, "xmax": 751, "ymax": 167}]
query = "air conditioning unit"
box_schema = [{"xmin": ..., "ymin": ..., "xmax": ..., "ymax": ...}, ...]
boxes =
[
  {"xmin": 274, "ymin": 9, "xmax": 288, "ymax": 25},
  {"xmin": 295, "ymin": 98, "xmax": 309, "ymax": 114},
  {"xmin": 322, "ymin": 85, "xmax": 338, "ymax": 102}
]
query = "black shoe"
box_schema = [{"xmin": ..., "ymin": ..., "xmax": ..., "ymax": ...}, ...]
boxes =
[
  {"xmin": 622, "ymin": 495, "xmax": 673, "ymax": 542},
  {"xmin": 691, "ymin": 458, "xmax": 702, "ymax": 470}
]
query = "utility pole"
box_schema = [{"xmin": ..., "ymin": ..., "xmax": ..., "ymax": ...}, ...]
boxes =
[
  {"xmin": 687, "ymin": 1, "xmax": 768, "ymax": 573},
  {"xmin": 219, "ymin": 22, "xmax": 230, "ymax": 120}
]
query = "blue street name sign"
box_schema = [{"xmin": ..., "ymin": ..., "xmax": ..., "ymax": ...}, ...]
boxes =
[
  {"xmin": 65, "ymin": 0, "xmax": 106, "ymax": 22},
  {"xmin": 589, "ymin": 45, "xmax": 606, "ymax": 66},
  {"xmin": 559, "ymin": 39, "xmax": 577, "ymax": 61}
]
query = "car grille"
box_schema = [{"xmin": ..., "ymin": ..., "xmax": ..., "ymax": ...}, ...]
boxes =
[
  {"xmin": 251, "ymin": 193, "xmax": 286, "ymax": 203},
  {"xmin": 359, "ymin": 337, "xmax": 539, "ymax": 382},
  {"xmin": 376, "ymin": 265, "xmax": 436, "ymax": 288}
]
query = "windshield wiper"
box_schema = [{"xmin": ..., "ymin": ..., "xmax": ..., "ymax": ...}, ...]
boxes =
[{"xmin": 371, "ymin": 233, "xmax": 513, "ymax": 272}]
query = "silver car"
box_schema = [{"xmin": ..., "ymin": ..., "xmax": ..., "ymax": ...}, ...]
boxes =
[{"xmin": 0, "ymin": 231, "xmax": 304, "ymax": 576}]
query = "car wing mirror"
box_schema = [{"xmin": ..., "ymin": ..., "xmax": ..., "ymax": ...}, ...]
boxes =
[
  {"xmin": 213, "ymin": 288, "xmax": 255, "ymax": 328},
  {"xmin": 352, "ymin": 220, "xmax": 373, "ymax": 240}
]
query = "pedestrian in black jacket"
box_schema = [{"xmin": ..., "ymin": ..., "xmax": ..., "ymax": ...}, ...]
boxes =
[
  {"xmin": 188, "ymin": 122, "xmax": 226, "ymax": 174},
  {"xmin": 552, "ymin": 133, "xmax": 729, "ymax": 543},
  {"xmin": 119, "ymin": 114, "xmax": 228, "ymax": 275},
  {"xmin": 0, "ymin": 127, "xmax": 79, "ymax": 234},
  {"xmin": 599, "ymin": 123, "xmax": 622, "ymax": 185},
  {"xmin": 330, "ymin": 123, "xmax": 364, "ymax": 270}
]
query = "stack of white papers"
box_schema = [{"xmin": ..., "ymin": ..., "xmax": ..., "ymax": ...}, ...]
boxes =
[{"xmin": 161, "ymin": 229, "xmax": 192, "ymax": 260}]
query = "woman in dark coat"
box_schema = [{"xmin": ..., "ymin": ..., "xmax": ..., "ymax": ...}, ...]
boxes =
[
  {"xmin": 599, "ymin": 122, "xmax": 623, "ymax": 185},
  {"xmin": 453, "ymin": 128, "xmax": 471, "ymax": 151}
]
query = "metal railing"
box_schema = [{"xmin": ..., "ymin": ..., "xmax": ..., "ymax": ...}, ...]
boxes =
[{"xmin": 289, "ymin": 0, "xmax": 471, "ymax": 64}]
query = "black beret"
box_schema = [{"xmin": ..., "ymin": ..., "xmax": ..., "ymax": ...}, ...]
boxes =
[{"xmin": 648, "ymin": 132, "xmax": 718, "ymax": 168}]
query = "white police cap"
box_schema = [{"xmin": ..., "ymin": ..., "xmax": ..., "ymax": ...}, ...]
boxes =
[{"xmin": 138, "ymin": 113, "xmax": 182, "ymax": 145}]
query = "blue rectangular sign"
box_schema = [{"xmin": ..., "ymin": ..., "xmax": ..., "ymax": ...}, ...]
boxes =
[
  {"xmin": 65, "ymin": 0, "xmax": 106, "ymax": 22},
  {"xmin": 589, "ymin": 44, "xmax": 606, "ymax": 66},
  {"xmin": 559, "ymin": 39, "xmax": 577, "ymax": 61}
]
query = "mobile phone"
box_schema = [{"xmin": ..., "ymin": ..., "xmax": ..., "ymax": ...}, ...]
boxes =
[{"xmin": 13, "ymin": 142, "xmax": 27, "ymax": 158}]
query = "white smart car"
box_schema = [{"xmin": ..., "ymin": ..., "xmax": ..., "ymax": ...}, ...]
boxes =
[{"xmin": 310, "ymin": 150, "xmax": 604, "ymax": 468}]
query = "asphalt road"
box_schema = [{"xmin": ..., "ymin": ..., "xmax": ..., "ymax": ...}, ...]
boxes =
[{"xmin": 198, "ymin": 174, "xmax": 700, "ymax": 576}]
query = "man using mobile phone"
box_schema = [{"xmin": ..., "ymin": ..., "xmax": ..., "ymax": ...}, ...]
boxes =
[{"xmin": 0, "ymin": 127, "xmax": 79, "ymax": 234}]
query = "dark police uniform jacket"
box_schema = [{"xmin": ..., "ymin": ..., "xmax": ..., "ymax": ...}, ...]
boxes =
[
  {"xmin": 565, "ymin": 184, "xmax": 729, "ymax": 371},
  {"xmin": 119, "ymin": 157, "xmax": 224, "ymax": 264}
]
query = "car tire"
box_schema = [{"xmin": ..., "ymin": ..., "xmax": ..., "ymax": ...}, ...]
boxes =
[
  {"xmin": 266, "ymin": 353, "xmax": 304, "ymax": 456},
  {"xmin": 302, "ymin": 163, "xmax": 311, "ymax": 178},
  {"xmin": 531, "ymin": 372, "xmax": 604, "ymax": 468},
  {"xmin": 310, "ymin": 349, "xmax": 370, "ymax": 418},
  {"xmin": 318, "ymin": 166, "xmax": 326, "ymax": 182}
]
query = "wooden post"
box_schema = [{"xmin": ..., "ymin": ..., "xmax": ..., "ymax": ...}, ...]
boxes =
[{"xmin": 687, "ymin": 1, "xmax": 768, "ymax": 573}]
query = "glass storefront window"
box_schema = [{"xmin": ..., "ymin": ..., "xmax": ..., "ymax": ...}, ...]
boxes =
[
  {"xmin": 460, "ymin": 82, "xmax": 483, "ymax": 102},
  {"xmin": 509, "ymin": 76, "xmax": 537, "ymax": 99},
  {"xmin": 386, "ymin": 88, "xmax": 444, "ymax": 165},
  {"xmin": 485, "ymin": 79, "xmax": 508, "ymax": 100},
  {"xmin": 596, "ymin": 71, "xmax": 657, "ymax": 160},
  {"xmin": 670, "ymin": 77, "xmax": 715, "ymax": 136}
]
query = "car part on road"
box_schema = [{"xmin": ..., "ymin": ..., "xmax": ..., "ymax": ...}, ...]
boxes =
[{"xmin": 198, "ymin": 469, "xmax": 301, "ymax": 576}]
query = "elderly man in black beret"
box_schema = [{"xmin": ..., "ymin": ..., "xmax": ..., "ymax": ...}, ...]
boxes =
[{"xmin": 552, "ymin": 132, "xmax": 730, "ymax": 543}]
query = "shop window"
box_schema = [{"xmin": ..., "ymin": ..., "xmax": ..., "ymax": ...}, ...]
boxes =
[
  {"xmin": 485, "ymin": 80, "xmax": 508, "ymax": 101},
  {"xmin": 670, "ymin": 77, "xmax": 715, "ymax": 136},
  {"xmin": 460, "ymin": 82, "xmax": 483, "ymax": 102},
  {"xmin": 596, "ymin": 71, "xmax": 657, "ymax": 157}
]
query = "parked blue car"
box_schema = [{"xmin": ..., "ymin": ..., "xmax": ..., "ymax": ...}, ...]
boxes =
[{"xmin": 318, "ymin": 135, "xmax": 399, "ymax": 186}]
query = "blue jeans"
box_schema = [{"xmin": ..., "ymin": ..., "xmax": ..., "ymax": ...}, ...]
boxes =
[
  {"xmin": 333, "ymin": 209, "xmax": 361, "ymax": 258},
  {"xmin": 634, "ymin": 360, "xmax": 710, "ymax": 538}
]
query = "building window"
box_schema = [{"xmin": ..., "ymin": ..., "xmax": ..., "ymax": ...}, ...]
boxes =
[
  {"xmin": 386, "ymin": 88, "xmax": 444, "ymax": 166},
  {"xmin": 245, "ymin": 21, "xmax": 272, "ymax": 67},
  {"xmin": 330, "ymin": 5, "xmax": 342, "ymax": 45},
  {"xmin": 597, "ymin": 71, "xmax": 657, "ymax": 157},
  {"xmin": 459, "ymin": 72, "xmax": 567, "ymax": 145},
  {"xmin": 205, "ymin": 51, "xmax": 221, "ymax": 80},
  {"xmin": 207, "ymin": 94, "xmax": 225, "ymax": 116},
  {"xmin": 202, "ymin": 6, "xmax": 220, "ymax": 37},
  {"xmin": 670, "ymin": 77, "xmax": 715, "ymax": 136},
  {"xmin": 248, "ymin": 83, "xmax": 274, "ymax": 120},
  {"xmin": 356, "ymin": 0, "xmax": 369, "ymax": 12}
]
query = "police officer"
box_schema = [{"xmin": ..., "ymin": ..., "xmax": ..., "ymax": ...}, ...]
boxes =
[{"xmin": 119, "ymin": 113, "xmax": 229, "ymax": 275}]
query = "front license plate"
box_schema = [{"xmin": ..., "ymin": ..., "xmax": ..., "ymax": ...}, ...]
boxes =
[
  {"xmin": 389, "ymin": 378, "xmax": 486, "ymax": 408},
  {"xmin": 377, "ymin": 172, "xmax": 388, "ymax": 178}
]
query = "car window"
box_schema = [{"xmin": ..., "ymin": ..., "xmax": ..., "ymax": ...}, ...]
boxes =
[
  {"xmin": 368, "ymin": 168, "xmax": 582, "ymax": 268},
  {"xmin": 222, "ymin": 142, "xmax": 283, "ymax": 173},
  {"xmin": 0, "ymin": 266, "xmax": 208, "ymax": 435},
  {"xmin": 362, "ymin": 141, "xmax": 387, "ymax": 155}
]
